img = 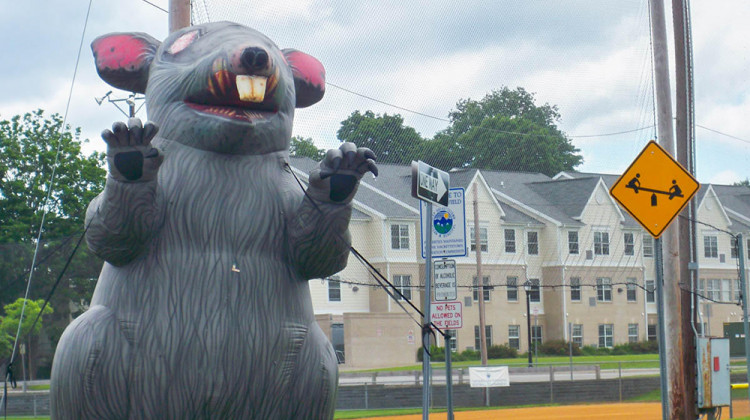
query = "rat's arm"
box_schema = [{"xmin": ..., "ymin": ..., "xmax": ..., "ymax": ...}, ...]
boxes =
[
  {"xmin": 287, "ymin": 143, "xmax": 377, "ymax": 280},
  {"xmin": 85, "ymin": 118, "xmax": 165, "ymax": 266}
]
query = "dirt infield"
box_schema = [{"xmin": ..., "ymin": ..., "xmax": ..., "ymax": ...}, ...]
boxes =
[{"xmin": 358, "ymin": 400, "xmax": 750, "ymax": 419}]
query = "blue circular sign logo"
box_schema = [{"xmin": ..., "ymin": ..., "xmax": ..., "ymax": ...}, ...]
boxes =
[{"xmin": 433, "ymin": 209, "xmax": 455, "ymax": 236}]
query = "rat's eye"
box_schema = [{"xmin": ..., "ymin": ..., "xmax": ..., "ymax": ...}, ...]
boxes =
[{"xmin": 168, "ymin": 30, "xmax": 199, "ymax": 55}]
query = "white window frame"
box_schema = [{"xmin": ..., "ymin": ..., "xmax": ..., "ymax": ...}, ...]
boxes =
[
  {"xmin": 394, "ymin": 275, "xmax": 411, "ymax": 301},
  {"xmin": 646, "ymin": 279, "xmax": 655, "ymax": 303},
  {"xmin": 594, "ymin": 230, "xmax": 610, "ymax": 255},
  {"xmin": 643, "ymin": 236, "xmax": 654, "ymax": 258},
  {"xmin": 508, "ymin": 325, "xmax": 520, "ymax": 350},
  {"xmin": 470, "ymin": 226, "xmax": 488, "ymax": 253},
  {"xmin": 568, "ymin": 231, "xmax": 579, "ymax": 255},
  {"xmin": 528, "ymin": 278, "xmax": 541, "ymax": 303},
  {"xmin": 704, "ymin": 235, "xmax": 718, "ymax": 258},
  {"xmin": 626, "ymin": 278, "xmax": 637, "ymax": 302},
  {"xmin": 504, "ymin": 229, "xmax": 516, "ymax": 253},
  {"xmin": 598, "ymin": 324, "xmax": 614, "ymax": 348},
  {"xmin": 624, "ymin": 232, "xmax": 634, "ymax": 256},
  {"xmin": 628, "ymin": 323, "xmax": 639, "ymax": 343},
  {"xmin": 328, "ymin": 277, "xmax": 341, "ymax": 302},
  {"xmin": 473, "ymin": 276, "xmax": 491, "ymax": 302},
  {"xmin": 570, "ymin": 277, "xmax": 581, "ymax": 302},
  {"xmin": 446, "ymin": 329, "xmax": 457, "ymax": 353},
  {"xmin": 596, "ymin": 277, "xmax": 612, "ymax": 302},
  {"xmin": 391, "ymin": 224, "xmax": 409, "ymax": 250},
  {"xmin": 506, "ymin": 276, "xmax": 518, "ymax": 302},
  {"xmin": 474, "ymin": 325, "xmax": 493, "ymax": 350},
  {"xmin": 527, "ymin": 231, "xmax": 539, "ymax": 255},
  {"xmin": 572, "ymin": 324, "xmax": 583, "ymax": 347}
]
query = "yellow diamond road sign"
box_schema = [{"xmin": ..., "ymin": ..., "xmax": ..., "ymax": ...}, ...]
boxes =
[{"xmin": 610, "ymin": 140, "xmax": 700, "ymax": 239}]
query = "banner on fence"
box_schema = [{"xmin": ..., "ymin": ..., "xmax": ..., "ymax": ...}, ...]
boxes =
[{"xmin": 469, "ymin": 366, "xmax": 510, "ymax": 388}]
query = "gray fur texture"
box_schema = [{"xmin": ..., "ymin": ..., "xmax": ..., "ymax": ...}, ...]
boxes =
[{"xmin": 50, "ymin": 22, "xmax": 376, "ymax": 419}]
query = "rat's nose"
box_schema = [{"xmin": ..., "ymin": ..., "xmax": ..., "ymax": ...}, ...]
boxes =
[{"xmin": 240, "ymin": 47, "xmax": 269, "ymax": 71}]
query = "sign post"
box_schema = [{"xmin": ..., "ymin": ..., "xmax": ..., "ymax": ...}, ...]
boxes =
[
  {"xmin": 610, "ymin": 140, "xmax": 700, "ymax": 420},
  {"xmin": 411, "ymin": 161, "xmax": 451, "ymax": 420}
]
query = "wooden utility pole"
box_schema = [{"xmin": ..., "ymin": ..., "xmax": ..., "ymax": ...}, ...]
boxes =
[
  {"xmin": 473, "ymin": 183, "xmax": 488, "ymax": 367},
  {"xmin": 672, "ymin": 0, "xmax": 698, "ymax": 418},
  {"xmin": 649, "ymin": 1, "xmax": 687, "ymax": 418},
  {"xmin": 169, "ymin": 0, "xmax": 191, "ymax": 33}
]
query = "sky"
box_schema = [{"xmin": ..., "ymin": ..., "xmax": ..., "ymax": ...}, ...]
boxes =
[{"xmin": 1, "ymin": 0, "xmax": 749, "ymax": 185}]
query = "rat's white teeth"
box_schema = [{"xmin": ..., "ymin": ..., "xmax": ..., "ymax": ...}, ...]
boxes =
[{"xmin": 236, "ymin": 75, "xmax": 267, "ymax": 102}]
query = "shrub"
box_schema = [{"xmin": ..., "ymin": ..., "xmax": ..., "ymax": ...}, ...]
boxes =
[
  {"xmin": 538, "ymin": 339, "xmax": 582, "ymax": 356},
  {"xmin": 487, "ymin": 344, "xmax": 518, "ymax": 359},
  {"xmin": 581, "ymin": 345, "xmax": 599, "ymax": 356},
  {"xmin": 416, "ymin": 345, "xmax": 445, "ymax": 362}
]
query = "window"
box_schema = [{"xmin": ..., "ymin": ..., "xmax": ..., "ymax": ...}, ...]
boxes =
[
  {"xmin": 596, "ymin": 278, "xmax": 612, "ymax": 302},
  {"xmin": 628, "ymin": 324, "xmax": 639, "ymax": 343},
  {"xmin": 474, "ymin": 325, "xmax": 492, "ymax": 349},
  {"xmin": 328, "ymin": 277, "xmax": 341, "ymax": 302},
  {"xmin": 626, "ymin": 278, "xmax": 637, "ymax": 302},
  {"xmin": 704, "ymin": 235, "xmax": 718, "ymax": 258},
  {"xmin": 646, "ymin": 280, "xmax": 655, "ymax": 303},
  {"xmin": 594, "ymin": 231, "xmax": 610, "ymax": 255},
  {"xmin": 531, "ymin": 325, "xmax": 543, "ymax": 348},
  {"xmin": 504, "ymin": 229, "xmax": 516, "ymax": 253},
  {"xmin": 598, "ymin": 324, "xmax": 614, "ymax": 348},
  {"xmin": 706, "ymin": 279, "xmax": 721, "ymax": 301},
  {"xmin": 391, "ymin": 224, "xmax": 409, "ymax": 249},
  {"xmin": 643, "ymin": 236, "xmax": 654, "ymax": 258},
  {"xmin": 508, "ymin": 325, "xmax": 520, "ymax": 350},
  {"xmin": 506, "ymin": 276, "xmax": 518, "ymax": 302},
  {"xmin": 647, "ymin": 324, "xmax": 657, "ymax": 342},
  {"xmin": 527, "ymin": 279, "xmax": 540, "ymax": 303},
  {"xmin": 570, "ymin": 277, "xmax": 581, "ymax": 301},
  {"xmin": 446, "ymin": 329, "xmax": 457, "ymax": 353},
  {"xmin": 394, "ymin": 275, "xmax": 411, "ymax": 301},
  {"xmin": 624, "ymin": 233, "xmax": 634, "ymax": 256},
  {"xmin": 747, "ymin": 238, "xmax": 750, "ymax": 259},
  {"xmin": 731, "ymin": 238, "xmax": 739, "ymax": 259},
  {"xmin": 722, "ymin": 279, "xmax": 732, "ymax": 302},
  {"xmin": 571, "ymin": 324, "xmax": 583, "ymax": 347},
  {"xmin": 568, "ymin": 231, "xmax": 579, "ymax": 254},
  {"xmin": 473, "ymin": 276, "xmax": 491, "ymax": 302},
  {"xmin": 470, "ymin": 226, "xmax": 488, "ymax": 252},
  {"xmin": 527, "ymin": 231, "xmax": 539, "ymax": 255}
]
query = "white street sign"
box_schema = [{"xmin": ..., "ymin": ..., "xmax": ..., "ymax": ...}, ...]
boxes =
[
  {"xmin": 420, "ymin": 188, "xmax": 467, "ymax": 258},
  {"xmin": 430, "ymin": 301, "xmax": 462, "ymax": 329},
  {"xmin": 434, "ymin": 259, "xmax": 457, "ymax": 301},
  {"xmin": 411, "ymin": 160, "xmax": 450, "ymax": 206}
]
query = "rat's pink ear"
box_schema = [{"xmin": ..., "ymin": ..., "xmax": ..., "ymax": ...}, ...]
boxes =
[
  {"xmin": 91, "ymin": 32, "xmax": 161, "ymax": 94},
  {"xmin": 282, "ymin": 49, "xmax": 325, "ymax": 108}
]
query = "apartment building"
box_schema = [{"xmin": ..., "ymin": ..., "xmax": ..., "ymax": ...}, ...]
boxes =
[{"xmin": 289, "ymin": 158, "xmax": 750, "ymax": 368}]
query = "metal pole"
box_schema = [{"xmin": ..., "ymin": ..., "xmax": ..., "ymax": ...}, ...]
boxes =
[
  {"xmin": 169, "ymin": 0, "xmax": 191, "ymax": 33},
  {"xmin": 649, "ymin": 1, "xmax": 686, "ymax": 417},
  {"xmin": 569, "ymin": 322, "xmax": 574, "ymax": 381},
  {"xmin": 444, "ymin": 331, "xmax": 454, "ymax": 420},
  {"xmin": 422, "ymin": 201, "xmax": 433, "ymax": 420},
  {"xmin": 534, "ymin": 315, "xmax": 539, "ymax": 366},
  {"xmin": 525, "ymin": 283, "xmax": 533, "ymax": 368},
  {"xmin": 655, "ymin": 237, "xmax": 669, "ymax": 420},
  {"xmin": 738, "ymin": 234, "xmax": 750, "ymax": 403},
  {"xmin": 473, "ymin": 184, "xmax": 488, "ymax": 367}
]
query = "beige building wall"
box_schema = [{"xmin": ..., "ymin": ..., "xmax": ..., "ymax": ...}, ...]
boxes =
[{"xmin": 343, "ymin": 312, "xmax": 421, "ymax": 368}]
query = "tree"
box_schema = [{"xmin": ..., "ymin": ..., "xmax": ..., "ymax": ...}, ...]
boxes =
[
  {"xmin": 734, "ymin": 178, "xmax": 750, "ymax": 187},
  {"xmin": 337, "ymin": 111, "xmax": 424, "ymax": 164},
  {"xmin": 0, "ymin": 298, "xmax": 53, "ymax": 379},
  {"xmin": 0, "ymin": 110, "xmax": 106, "ymax": 376},
  {"xmin": 421, "ymin": 87, "xmax": 583, "ymax": 175},
  {"xmin": 290, "ymin": 136, "xmax": 325, "ymax": 160}
]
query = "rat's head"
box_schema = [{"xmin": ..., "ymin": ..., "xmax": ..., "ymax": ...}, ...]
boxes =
[{"xmin": 92, "ymin": 22, "xmax": 325, "ymax": 154}]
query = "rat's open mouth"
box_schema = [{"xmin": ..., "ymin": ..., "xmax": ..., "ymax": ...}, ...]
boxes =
[{"xmin": 186, "ymin": 58, "xmax": 280, "ymax": 123}]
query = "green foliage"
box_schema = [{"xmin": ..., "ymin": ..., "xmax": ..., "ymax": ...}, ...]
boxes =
[
  {"xmin": 337, "ymin": 110, "xmax": 423, "ymax": 164},
  {"xmin": 289, "ymin": 136, "xmax": 325, "ymax": 160},
  {"xmin": 420, "ymin": 87, "xmax": 582, "ymax": 176},
  {"xmin": 0, "ymin": 298, "xmax": 53, "ymax": 361},
  {"xmin": 487, "ymin": 344, "xmax": 518, "ymax": 359},
  {"xmin": 538, "ymin": 340, "xmax": 581, "ymax": 356},
  {"xmin": 734, "ymin": 178, "xmax": 750, "ymax": 187}
]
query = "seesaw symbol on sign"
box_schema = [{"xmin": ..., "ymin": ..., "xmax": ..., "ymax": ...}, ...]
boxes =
[{"xmin": 625, "ymin": 173, "xmax": 684, "ymax": 206}]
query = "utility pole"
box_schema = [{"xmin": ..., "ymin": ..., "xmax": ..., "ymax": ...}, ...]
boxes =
[
  {"xmin": 649, "ymin": 1, "xmax": 687, "ymax": 418},
  {"xmin": 672, "ymin": 0, "xmax": 698, "ymax": 417},
  {"xmin": 169, "ymin": 0, "xmax": 190, "ymax": 33},
  {"xmin": 473, "ymin": 183, "xmax": 489, "ymax": 406}
]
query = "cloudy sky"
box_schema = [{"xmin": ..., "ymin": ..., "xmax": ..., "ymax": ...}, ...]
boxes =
[{"xmin": 2, "ymin": 0, "xmax": 749, "ymax": 184}]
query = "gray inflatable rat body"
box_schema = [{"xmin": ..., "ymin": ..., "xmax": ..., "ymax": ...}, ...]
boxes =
[{"xmin": 50, "ymin": 22, "xmax": 376, "ymax": 419}]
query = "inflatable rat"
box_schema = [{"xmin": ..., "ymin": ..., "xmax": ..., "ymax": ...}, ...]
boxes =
[{"xmin": 50, "ymin": 21, "xmax": 376, "ymax": 419}]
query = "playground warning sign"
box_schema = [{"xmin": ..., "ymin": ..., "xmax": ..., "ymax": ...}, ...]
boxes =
[{"xmin": 610, "ymin": 140, "xmax": 700, "ymax": 238}]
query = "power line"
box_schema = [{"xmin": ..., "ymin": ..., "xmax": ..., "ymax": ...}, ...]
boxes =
[
  {"xmin": 696, "ymin": 124, "xmax": 750, "ymax": 145},
  {"xmin": 141, "ymin": 0, "xmax": 168, "ymax": 13}
]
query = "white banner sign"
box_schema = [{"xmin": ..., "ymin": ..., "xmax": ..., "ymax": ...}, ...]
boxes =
[{"xmin": 469, "ymin": 366, "xmax": 510, "ymax": 388}]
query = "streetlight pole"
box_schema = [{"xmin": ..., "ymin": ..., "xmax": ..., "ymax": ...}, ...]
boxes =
[{"xmin": 524, "ymin": 281, "xmax": 533, "ymax": 368}]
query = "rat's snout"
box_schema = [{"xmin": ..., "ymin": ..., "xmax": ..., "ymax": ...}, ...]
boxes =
[{"xmin": 240, "ymin": 47, "xmax": 270, "ymax": 72}]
